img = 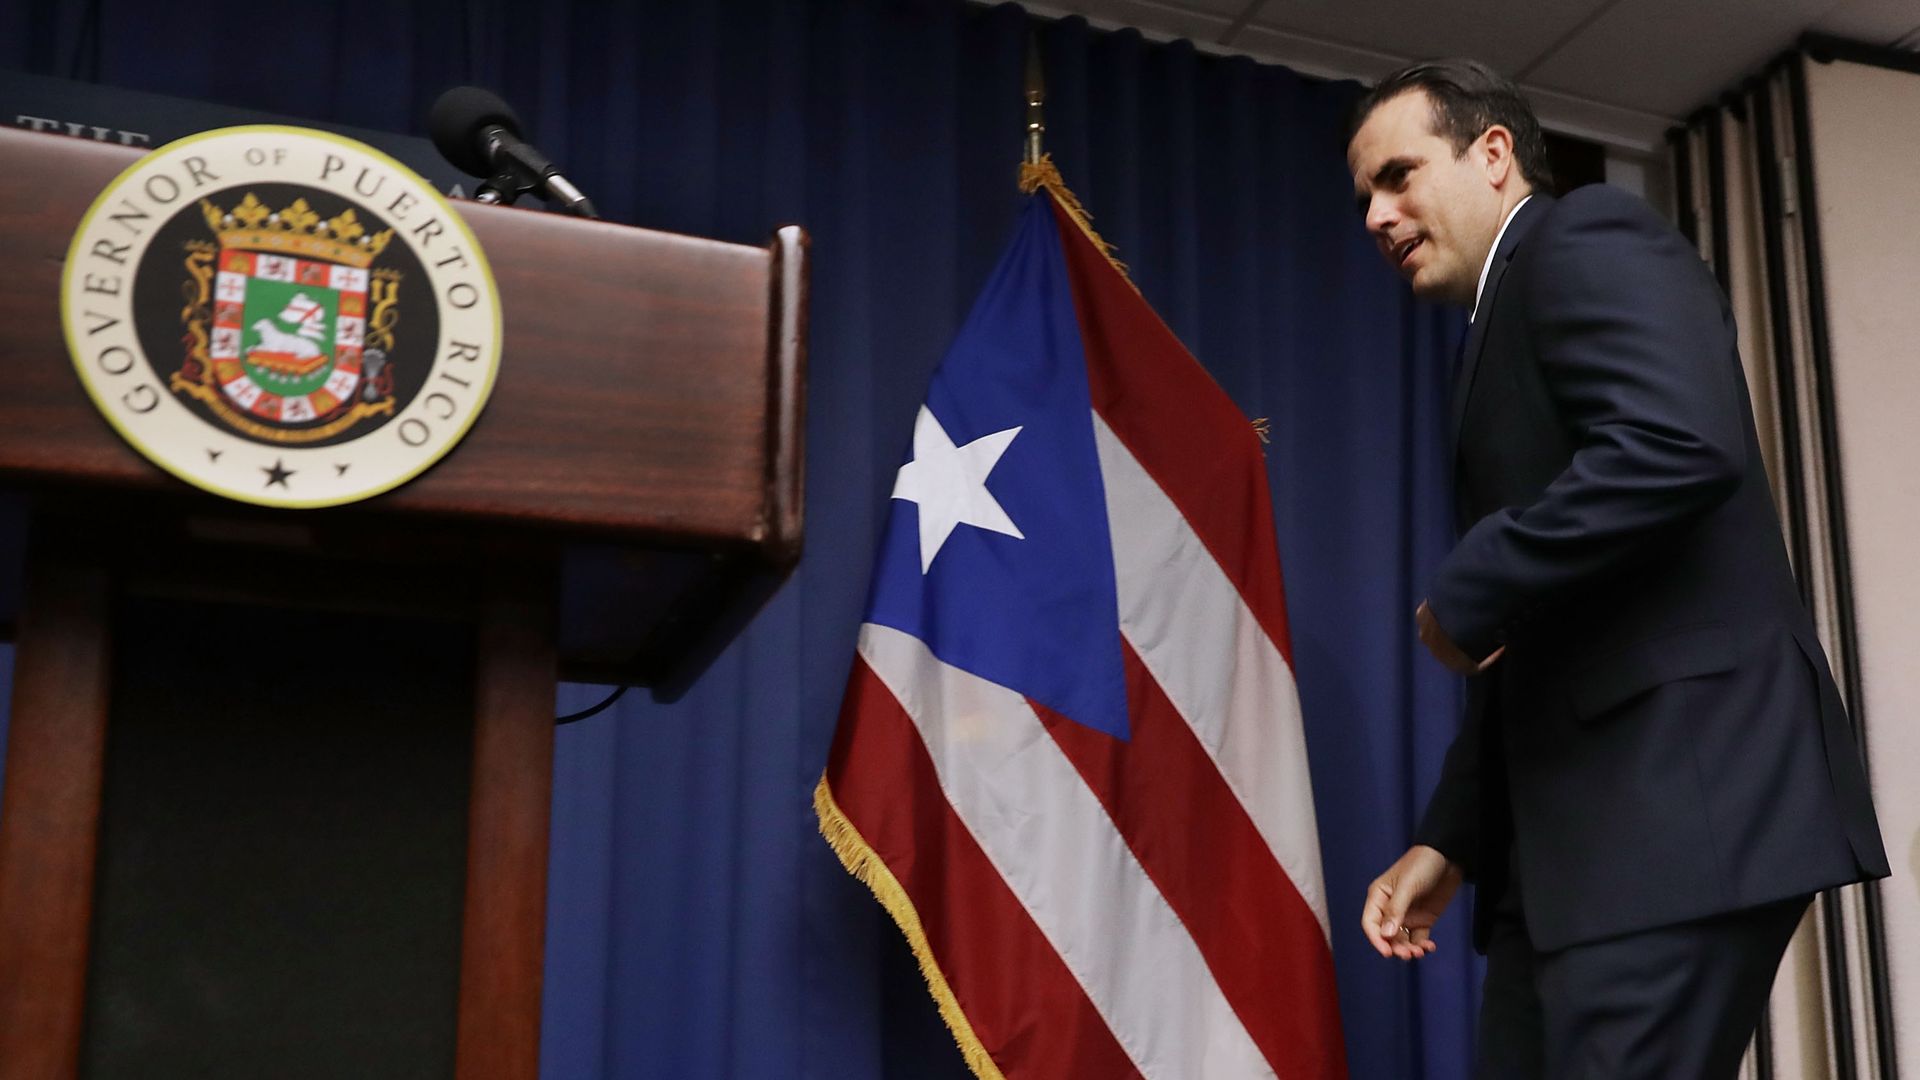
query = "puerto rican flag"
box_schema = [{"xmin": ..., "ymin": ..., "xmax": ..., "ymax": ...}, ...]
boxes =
[{"xmin": 817, "ymin": 188, "xmax": 1347, "ymax": 1079}]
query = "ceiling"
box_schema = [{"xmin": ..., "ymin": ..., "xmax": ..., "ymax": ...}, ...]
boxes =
[{"xmin": 1018, "ymin": 0, "xmax": 1920, "ymax": 154}]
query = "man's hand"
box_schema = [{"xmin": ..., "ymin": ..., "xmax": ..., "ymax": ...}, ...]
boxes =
[
  {"xmin": 1417, "ymin": 600, "xmax": 1505, "ymax": 675},
  {"xmin": 1361, "ymin": 844, "xmax": 1463, "ymax": 961}
]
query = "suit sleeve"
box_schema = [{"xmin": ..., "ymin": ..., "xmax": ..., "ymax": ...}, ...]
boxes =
[
  {"xmin": 1411, "ymin": 681, "xmax": 1483, "ymax": 879},
  {"xmin": 1427, "ymin": 189, "xmax": 1748, "ymax": 658}
]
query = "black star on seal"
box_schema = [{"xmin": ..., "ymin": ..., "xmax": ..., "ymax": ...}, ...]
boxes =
[
  {"xmin": 207, "ymin": 448, "xmax": 223, "ymax": 463},
  {"xmin": 335, "ymin": 463, "xmax": 351, "ymax": 477},
  {"xmin": 262, "ymin": 459, "xmax": 294, "ymax": 489}
]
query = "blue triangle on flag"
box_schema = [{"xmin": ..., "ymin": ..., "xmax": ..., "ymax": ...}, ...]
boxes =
[{"xmin": 865, "ymin": 195, "xmax": 1131, "ymax": 741}]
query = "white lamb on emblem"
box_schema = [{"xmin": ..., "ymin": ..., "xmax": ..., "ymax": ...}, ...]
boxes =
[{"xmin": 250, "ymin": 317, "xmax": 324, "ymax": 359}]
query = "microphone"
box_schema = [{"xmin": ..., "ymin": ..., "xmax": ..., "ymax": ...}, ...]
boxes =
[{"xmin": 428, "ymin": 87, "xmax": 599, "ymax": 219}]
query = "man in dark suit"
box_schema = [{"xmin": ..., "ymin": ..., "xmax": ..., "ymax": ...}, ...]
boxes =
[{"xmin": 1345, "ymin": 59, "xmax": 1888, "ymax": 1077}]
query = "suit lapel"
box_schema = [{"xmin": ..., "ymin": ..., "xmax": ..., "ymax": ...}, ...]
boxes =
[{"xmin": 1448, "ymin": 195, "xmax": 1553, "ymax": 455}]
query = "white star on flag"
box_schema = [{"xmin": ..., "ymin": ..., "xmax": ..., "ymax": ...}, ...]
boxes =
[{"xmin": 891, "ymin": 405, "xmax": 1025, "ymax": 573}]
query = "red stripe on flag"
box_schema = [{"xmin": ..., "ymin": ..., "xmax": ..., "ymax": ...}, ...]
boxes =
[
  {"xmin": 826, "ymin": 658, "xmax": 1144, "ymax": 1080},
  {"xmin": 1050, "ymin": 198, "xmax": 1296, "ymax": 664},
  {"xmin": 1035, "ymin": 644, "xmax": 1347, "ymax": 1079}
]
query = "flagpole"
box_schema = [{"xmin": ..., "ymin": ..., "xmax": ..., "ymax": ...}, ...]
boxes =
[
  {"xmin": 1025, "ymin": 31, "xmax": 1046, "ymax": 166},
  {"xmin": 1017, "ymin": 33, "xmax": 1135, "ymax": 289}
]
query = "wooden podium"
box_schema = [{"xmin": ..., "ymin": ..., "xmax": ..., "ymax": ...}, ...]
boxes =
[{"xmin": 0, "ymin": 127, "xmax": 806, "ymax": 1079}]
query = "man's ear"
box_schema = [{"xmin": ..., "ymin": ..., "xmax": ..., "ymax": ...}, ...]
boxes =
[{"xmin": 1482, "ymin": 124, "xmax": 1516, "ymax": 187}]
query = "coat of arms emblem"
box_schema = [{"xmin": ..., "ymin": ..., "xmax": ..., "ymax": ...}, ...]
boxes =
[{"xmin": 176, "ymin": 193, "xmax": 401, "ymax": 442}]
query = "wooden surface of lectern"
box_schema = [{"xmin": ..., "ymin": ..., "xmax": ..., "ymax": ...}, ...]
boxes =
[{"xmin": 0, "ymin": 126, "xmax": 807, "ymax": 1080}]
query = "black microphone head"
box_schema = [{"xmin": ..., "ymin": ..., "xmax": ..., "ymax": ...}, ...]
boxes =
[{"xmin": 428, "ymin": 86, "xmax": 522, "ymax": 178}]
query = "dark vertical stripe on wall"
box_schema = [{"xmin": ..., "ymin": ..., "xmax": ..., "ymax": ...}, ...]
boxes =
[
  {"xmin": 1669, "ymin": 127, "xmax": 1698, "ymax": 246},
  {"xmin": 1710, "ymin": 96, "xmax": 1772, "ymax": 1080},
  {"xmin": 1789, "ymin": 50, "xmax": 1900, "ymax": 1080},
  {"xmin": 1769, "ymin": 57, "xmax": 1860, "ymax": 1080},
  {"xmin": 1699, "ymin": 109, "xmax": 1731, "ymax": 295},
  {"xmin": 1785, "ymin": 53, "xmax": 1867, "ymax": 751},
  {"xmin": 1749, "ymin": 75, "xmax": 1814, "ymax": 625}
]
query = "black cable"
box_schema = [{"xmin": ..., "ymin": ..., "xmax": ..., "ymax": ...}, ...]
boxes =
[{"xmin": 556, "ymin": 684, "xmax": 630, "ymax": 725}]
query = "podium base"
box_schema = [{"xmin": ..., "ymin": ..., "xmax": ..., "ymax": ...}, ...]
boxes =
[{"xmin": 0, "ymin": 522, "xmax": 555, "ymax": 1080}]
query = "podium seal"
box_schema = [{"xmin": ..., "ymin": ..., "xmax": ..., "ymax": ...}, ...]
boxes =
[{"xmin": 61, "ymin": 125, "xmax": 502, "ymax": 508}]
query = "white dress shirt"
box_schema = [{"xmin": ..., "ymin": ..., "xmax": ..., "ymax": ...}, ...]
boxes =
[{"xmin": 1471, "ymin": 194, "xmax": 1533, "ymax": 323}]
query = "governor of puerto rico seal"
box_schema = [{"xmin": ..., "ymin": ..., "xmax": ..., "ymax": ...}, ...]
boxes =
[{"xmin": 61, "ymin": 125, "xmax": 501, "ymax": 508}]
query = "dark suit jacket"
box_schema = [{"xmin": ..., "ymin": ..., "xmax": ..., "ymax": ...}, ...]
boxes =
[{"xmin": 1413, "ymin": 186, "xmax": 1888, "ymax": 953}]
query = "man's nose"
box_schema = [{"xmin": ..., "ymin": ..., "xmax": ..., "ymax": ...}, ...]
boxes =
[{"xmin": 1365, "ymin": 196, "xmax": 1398, "ymax": 239}]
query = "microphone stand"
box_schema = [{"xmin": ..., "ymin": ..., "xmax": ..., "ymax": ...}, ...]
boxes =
[
  {"xmin": 469, "ymin": 130, "xmax": 599, "ymax": 219},
  {"xmin": 473, "ymin": 169, "xmax": 539, "ymax": 207}
]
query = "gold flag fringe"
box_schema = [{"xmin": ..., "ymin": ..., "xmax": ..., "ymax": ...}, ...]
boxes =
[
  {"xmin": 1018, "ymin": 154, "xmax": 1137, "ymax": 293},
  {"xmin": 813, "ymin": 776, "xmax": 1008, "ymax": 1080}
]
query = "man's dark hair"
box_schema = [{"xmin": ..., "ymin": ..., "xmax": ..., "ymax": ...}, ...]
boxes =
[{"xmin": 1347, "ymin": 59, "xmax": 1554, "ymax": 192}]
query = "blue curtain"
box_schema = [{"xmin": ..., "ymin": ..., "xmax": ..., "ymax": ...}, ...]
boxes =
[{"xmin": 0, "ymin": 2, "xmax": 1476, "ymax": 1077}]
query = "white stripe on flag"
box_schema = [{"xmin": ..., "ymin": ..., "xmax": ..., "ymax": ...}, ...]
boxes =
[
  {"xmin": 858, "ymin": 623, "xmax": 1277, "ymax": 1080},
  {"xmin": 1092, "ymin": 414, "xmax": 1331, "ymax": 937}
]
